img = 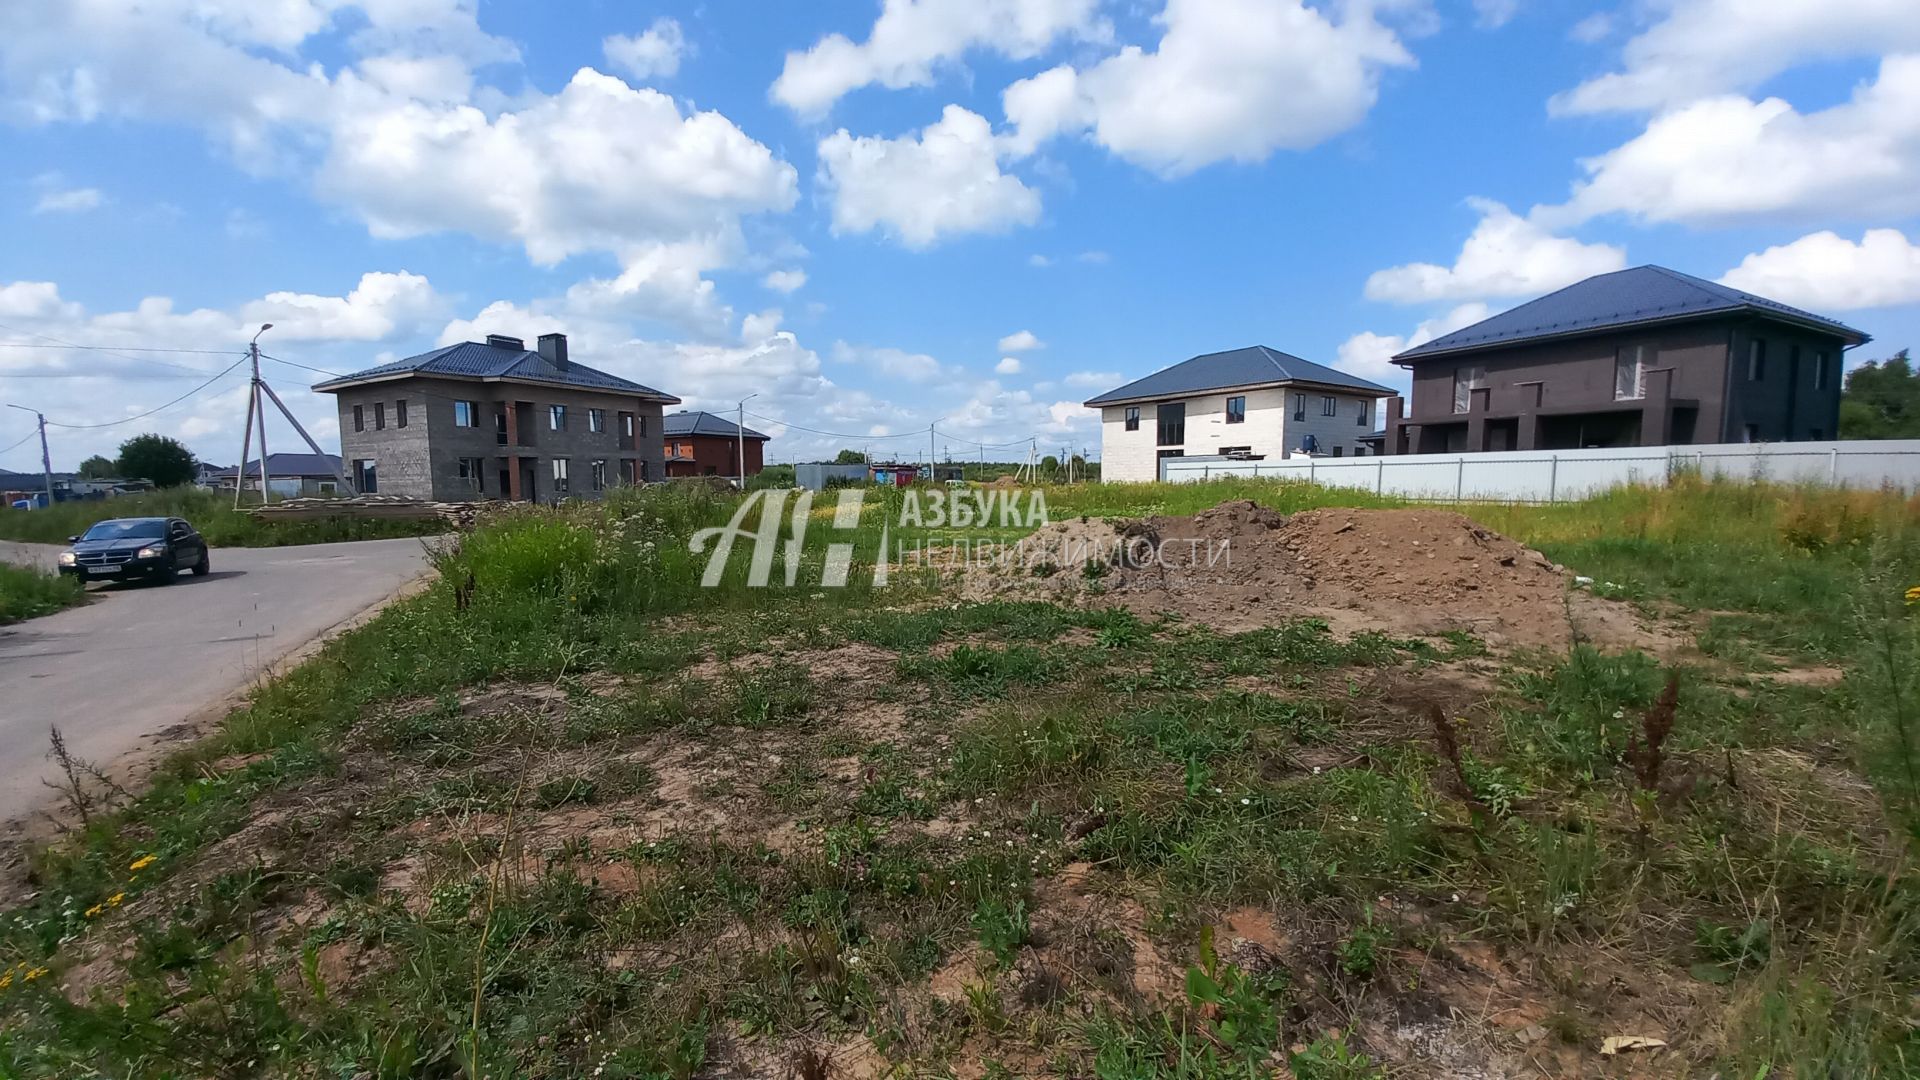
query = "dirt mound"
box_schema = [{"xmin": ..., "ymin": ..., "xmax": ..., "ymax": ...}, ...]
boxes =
[{"xmin": 979, "ymin": 501, "xmax": 1665, "ymax": 652}]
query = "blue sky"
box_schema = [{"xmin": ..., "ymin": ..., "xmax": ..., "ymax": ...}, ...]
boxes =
[{"xmin": 3, "ymin": 0, "xmax": 1918, "ymax": 470}]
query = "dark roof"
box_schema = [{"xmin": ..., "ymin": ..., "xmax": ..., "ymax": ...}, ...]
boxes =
[
  {"xmin": 1082, "ymin": 346, "xmax": 1393, "ymax": 406},
  {"xmin": 663, "ymin": 410, "xmax": 769, "ymax": 440},
  {"xmin": 1395, "ymin": 265, "xmax": 1870, "ymax": 362},
  {"xmin": 211, "ymin": 453, "xmax": 342, "ymax": 478},
  {"xmin": 312, "ymin": 339, "xmax": 679, "ymax": 402}
]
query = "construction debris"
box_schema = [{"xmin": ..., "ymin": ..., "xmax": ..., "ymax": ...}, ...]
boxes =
[{"xmin": 245, "ymin": 494, "xmax": 479, "ymax": 527}]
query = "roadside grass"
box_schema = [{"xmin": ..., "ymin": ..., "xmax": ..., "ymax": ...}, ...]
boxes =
[
  {"xmin": 0, "ymin": 561, "xmax": 84, "ymax": 625},
  {"xmin": 1, "ymin": 476, "xmax": 1917, "ymax": 1077},
  {"xmin": 0, "ymin": 488, "xmax": 445, "ymax": 548}
]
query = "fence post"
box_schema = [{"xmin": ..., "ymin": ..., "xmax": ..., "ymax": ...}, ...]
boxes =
[
  {"xmin": 1830, "ymin": 446, "xmax": 1839, "ymax": 482},
  {"xmin": 1548, "ymin": 454, "xmax": 1558, "ymax": 503},
  {"xmin": 1376, "ymin": 458, "xmax": 1384, "ymax": 496},
  {"xmin": 1204, "ymin": 465, "xmax": 1210, "ymax": 480},
  {"xmin": 1309, "ymin": 458, "xmax": 1316, "ymax": 484},
  {"xmin": 1455, "ymin": 458, "xmax": 1464, "ymax": 502}
]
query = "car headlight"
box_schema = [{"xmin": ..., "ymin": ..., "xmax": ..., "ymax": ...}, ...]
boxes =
[
  {"xmin": 136, "ymin": 545, "xmax": 166, "ymax": 559},
  {"xmin": 58, "ymin": 552, "xmax": 76, "ymax": 565}
]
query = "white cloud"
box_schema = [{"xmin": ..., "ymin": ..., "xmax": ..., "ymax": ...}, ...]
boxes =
[
  {"xmin": 0, "ymin": 281, "xmax": 81, "ymax": 321},
  {"xmin": 763, "ymin": 269, "xmax": 808, "ymax": 294},
  {"xmin": 603, "ymin": 17, "xmax": 688, "ymax": 81},
  {"xmin": 1545, "ymin": 56, "xmax": 1920, "ymax": 227},
  {"xmin": 833, "ymin": 341, "xmax": 947, "ymax": 383},
  {"xmin": 740, "ymin": 308, "xmax": 784, "ymax": 342},
  {"xmin": 33, "ymin": 185, "xmax": 102, "ymax": 214},
  {"xmin": 995, "ymin": 356, "xmax": 1023, "ymax": 374},
  {"xmin": 1364, "ymin": 198, "xmax": 1626, "ymax": 303},
  {"xmin": 997, "ymin": 329, "xmax": 1043, "ymax": 352},
  {"xmin": 1335, "ymin": 302, "xmax": 1492, "ymax": 391},
  {"xmin": 1568, "ymin": 12, "xmax": 1613, "ymax": 43},
  {"xmin": 817, "ymin": 105, "xmax": 1042, "ymax": 248},
  {"xmin": 999, "ymin": 0, "xmax": 1414, "ymax": 176},
  {"xmin": 1552, "ymin": 0, "xmax": 1920, "ymax": 116},
  {"xmin": 1473, "ymin": 0, "xmax": 1522, "ymax": 30},
  {"xmin": 241, "ymin": 270, "xmax": 447, "ymax": 341},
  {"xmin": 770, "ymin": 0, "xmax": 1105, "ymax": 117},
  {"xmin": 1027, "ymin": 254, "xmax": 1052, "ymax": 268},
  {"xmin": 1063, "ymin": 370, "xmax": 1120, "ymax": 388},
  {"xmin": 1719, "ymin": 228, "xmax": 1920, "ymax": 310}
]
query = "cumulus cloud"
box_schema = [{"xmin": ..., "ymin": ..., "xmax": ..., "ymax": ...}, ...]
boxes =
[
  {"xmin": 763, "ymin": 269, "xmax": 808, "ymax": 294},
  {"xmin": 33, "ymin": 185, "xmax": 102, "ymax": 214},
  {"xmin": 1719, "ymin": 228, "xmax": 1920, "ymax": 310},
  {"xmin": 1551, "ymin": 0, "xmax": 1920, "ymax": 115},
  {"xmin": 999, "ymin": 0, "xmax": 1414, "ymax": 176},
  {"xmin": 997, "ymin": 329, "xmax": 1043, "ymax": 352},
  {"xmin": 1364, "ymin": 199, "xmax": 1625, "ymax": 303},
  {"xmin": 833, "ymin": 341, "xmax": 947, "ymax": 383},
  {"xmin": 603, "ymin": 17, "xmax": 688, "ymax": 81},
  {"xmin": 770, "ymin": 0, "xmax": 1105, "ymax": 117},
  {"xmin": 1543, "ymin": 56, "xmax": 1920, "ymax": 227},
  {"xmin": 1335, "ymin": 302, "xmax": 1492, "ymax": 390},
  {"xmin": 817, "ymin": 105, "xmax": 1041, "ymax": 248},
  {"xmin": 995, "ymin": 356, "xmax": 1023, "ymax": 374},
  {"xmin": 1062, "ymin": 370, "xmax": 1120, "ymax": 389}
]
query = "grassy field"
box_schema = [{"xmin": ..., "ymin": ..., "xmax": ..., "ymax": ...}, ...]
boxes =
[
  {"xmin": 0, "ymin": 478, "xmax": 1915, "ymax": 1077},
  {"xmin": 0, "ymin": 561, "xmax": 84, "ymax": 625},
  {"xmin": 0, "ymin": 488, "xmax": 446, "ymax": 548}
]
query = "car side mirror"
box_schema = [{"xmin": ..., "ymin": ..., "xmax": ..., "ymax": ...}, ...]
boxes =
[{"xmin": 67, "ymin": 535, "xmax": 79, "ymax": 543}]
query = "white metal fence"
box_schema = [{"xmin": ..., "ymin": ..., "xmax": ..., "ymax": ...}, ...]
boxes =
[{"xmin": 1157, "ymin": 440, "xmax": 1920, "ymax": 503}]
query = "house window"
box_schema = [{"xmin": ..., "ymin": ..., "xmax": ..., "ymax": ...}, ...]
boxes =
[
  {"xmin": 396, "ymin": 399, "xmax": 408, "ymax": 428},
  {"xmin": 354, "ymin": 459, "xmax": 377, "ymax": 493},
  {"xmin": 549, "ymin": 404, "xmax": 567, "ymax": 431},
  {"xmin": 1452, "ymin": 365, "xmax": 1485, "ymax": 414},
  {"xmin": 589, "ymin": 409, "xmax": 606, "ymax": 433},
  {"xmin": 456, "ymin": 457, "xmax": 484, "ymax": 491},
  {"xmin": 590, "ymin": 459, "xmax": 608, "ymax": 490},
  {"xmin": 1321, "ymin": 396, "xmax": 1336, "ymax": 417},
  {"xmin": 1293, "ymin": 393, "xmax": 1306, "ymax": 421},
  {"xmin": 638, "ymin": 415, "xmax": 648, "ymax": 437},
  {"xmin": 1615, "ymin": 344, "xmax": 1649, "ymax": 400},
  {"xmin": 1155, "ymin": 402, "xmax": 1185, "ymax": 447},
  {"xmin": 495, "ymin": 409, "xmax": 509, "ymax": 446},
  {"xmin": 1749, "ymin": 339, "xmax": 1766, "ymax": 381},
  {"xmin": 454, "ymin": 401, "xmax": 477, "ymax": 427},
  {"xmin": 552, "ymin": 457, "xmax": 570, "ymax": 493},
  {"xmin": 619, "ymin": 459, "xmax": 636, "ymax": 485},
  {"xmin": 317, "ymin": 481, "xmax": 337, "ymax": 494},
  {"xmin": 1225, "ymin": 396, "xmax": 1245, "ymax": 424},
  {"xmin": 1124, "ymin": 406, "xmax": 1140, "ymax": 431},
  {"xmin": 352, "ymin": 404, "xmax": 364, "ymax": 432},
  {"xmin": 1813, "ymin": 352, "xmax": 1829, "ymax": 390},
  {"xmin": 638, "ymin": 459, "xmax": 650, "ymax": 481},
  {"xmin": 1357, "ymin": 400, "xmax": 1369, "ymax": 427},
  {"xmin": 373, "ymin": 402, "xmax": 385, "ymax": 430},
  {"xmin": 1331, "ymin": 446, "xmax": 1343, "ymax": 458}
]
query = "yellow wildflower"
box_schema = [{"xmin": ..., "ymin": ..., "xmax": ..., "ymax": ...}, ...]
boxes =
[
  {"xmin": 0, "ymin": 973, "xmax": 12, "ymax": 990},
  {"xmin": 24, "ymin": 967, "xmax": 46, "ymax": 981},
  {"xmin": 83, "ymin": 904, "xmax": 103, "ymax": 918},
  {"xmin": 108, "ymin": 892, "xmax": 125, "ymax": 907},
  {"xmin": 129, "ymin": 854, "xmax": 157, "ymax": 872}
]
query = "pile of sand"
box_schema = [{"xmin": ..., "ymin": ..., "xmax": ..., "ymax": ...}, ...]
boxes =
[{"xmin": 974, "ymin": 500, "xmax": 1657, "ymax": 652}]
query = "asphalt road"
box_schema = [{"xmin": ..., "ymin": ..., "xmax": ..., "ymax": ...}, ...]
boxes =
[{"xmin": 0, "ymin": 537, "xmax": 434, "ymax": 823}]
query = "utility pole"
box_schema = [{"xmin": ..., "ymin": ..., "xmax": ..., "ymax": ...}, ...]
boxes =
[
  {"xmin": 233, "ymin": 323, "xmax": 353, "ymax": 508},
  {"xmin": 6, "ymin": 403, "xmax": 54, "ymax": 509},
  {"xmin": 736, "ymin": 393, "xmax": 758, "ymax": 491}
]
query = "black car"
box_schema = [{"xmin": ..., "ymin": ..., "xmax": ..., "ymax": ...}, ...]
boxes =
[{"xmin": 57, "ymin": 517, "xmax": 210, "ymax": 584}]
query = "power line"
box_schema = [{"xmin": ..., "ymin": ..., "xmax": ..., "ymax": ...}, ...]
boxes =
[
  {"xmin": 0, "ymin": 322, "xmax": 232, "ymax": 377},
  {"xmin": 0, "ymin": 340, "xmax": 239, "ymax": 356},
  {"xmin": 37, "ymin": 356, "xmax": 248, "ymax": 430},
  {"xmin": 0, "ymin": 430, "xmax": 37, "ymax": 455}
]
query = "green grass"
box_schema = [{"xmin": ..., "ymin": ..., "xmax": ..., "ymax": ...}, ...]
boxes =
[
  {"xmin": 0, "ymin": 561, "xmax": 84, "ymax": 624},
  {"xmin": 3, "ymin": 475, "xmax": 1918, "ymax": 1077},
  {"xmin": 0, "ymin": 488, "xmax": 446, "ymax": 548}
]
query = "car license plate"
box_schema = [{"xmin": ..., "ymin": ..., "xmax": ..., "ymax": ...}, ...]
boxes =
[{"xmin": 86, "ymin": 565, "xmax": 120, "ymax": 575}]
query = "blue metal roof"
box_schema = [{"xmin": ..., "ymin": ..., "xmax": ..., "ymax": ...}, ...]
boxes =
[
  {"xmin": 1082, "ymin": 345, "xmax": 1393, "ymax": 406},
  {"xmin": 663, "ymin": 410, "xmax": 769, "ymax": 440},
  {"xmin": 210, "ymin": 453, "xmax": 341, "ymax": 478},
  {"xmin": 313, "ymin": 340, "xmax": 680, "ymax": 401},
  {"xmin": 1394, "ymin": 265, "xmax": 1870, "ymax": 362}
]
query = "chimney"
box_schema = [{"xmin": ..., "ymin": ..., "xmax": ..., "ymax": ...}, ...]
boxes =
[
  {"xmin": 485, "ymin": 334, "xmax": 524, "ymax": 350},
  {"xmin": 538, "ymin": 332, "xmax": 569, "ymax": 370}
]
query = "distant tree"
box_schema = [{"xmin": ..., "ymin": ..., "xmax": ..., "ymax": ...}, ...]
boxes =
[
  {"xmin": 1040, "ymin": 454, "xmax": 1060, "ymax": 475},
  {"xmin": 116, "ymin": 433, "xmax": 196, "ymax": 488},
  {"xmin": 77, "ymin": 455, "xmax": 116, "ymax": 479},
  {"xmin": 1840, "ymin": 349, "xmax": 1920, "ymax": 438},
  {"xmin": 832, "ymin": 448, "xmax": 867, "ymax": 465}
]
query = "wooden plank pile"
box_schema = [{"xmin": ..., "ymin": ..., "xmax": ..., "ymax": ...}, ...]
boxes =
[{"xmin": 245, "ymin": 494, "xmax": 480, "ymax": 527}]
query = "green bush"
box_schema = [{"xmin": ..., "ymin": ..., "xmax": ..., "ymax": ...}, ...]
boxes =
[{"xmin": 0, "ymin": 561, "xmax": 84, "ymax": 624}]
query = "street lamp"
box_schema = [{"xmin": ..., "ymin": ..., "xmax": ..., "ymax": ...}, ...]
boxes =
[{"xmin": 736, "ymin": 393, "xmax": 758, "ymax": 491}]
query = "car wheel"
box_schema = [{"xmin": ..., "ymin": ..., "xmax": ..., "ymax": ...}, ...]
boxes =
[{"xmin": 192, "ymin": 550, "xmax": 211, "ymax": 576}]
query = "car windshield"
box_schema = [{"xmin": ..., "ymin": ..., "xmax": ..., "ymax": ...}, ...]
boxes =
[{"xmin": 80, "ymin": 520, "xmax": 167, "ymax": 541}]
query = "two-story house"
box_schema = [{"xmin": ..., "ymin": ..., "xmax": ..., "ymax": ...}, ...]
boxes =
[
  {"xmin": 1085, "ymin": 346, "xmax": 1393, "ymax": 482},
  {"xmin": 313, "ymin": 332, "xmax": 678, "ymax": 501},
  {"xmin": 662, "ymin": 410, "xmax": 770, "ymax": 478},
  {"xmin": 1383, "ymin": 265, "xmax": 1870, "ymax": 454}
]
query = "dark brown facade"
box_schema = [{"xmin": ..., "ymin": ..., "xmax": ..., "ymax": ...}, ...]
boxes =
[
  {"xmin": 1384, "ymin": 316, "xmax": 1853, "ymax": 454},
  {"xmin": 664, "ymin": 433, "xmax": 765, "ymax": 478}
]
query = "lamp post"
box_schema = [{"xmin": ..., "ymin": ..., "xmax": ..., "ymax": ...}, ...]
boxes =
[{"xmin": 736, "ymin": 393, "xmax": 758, "ymax": 491}]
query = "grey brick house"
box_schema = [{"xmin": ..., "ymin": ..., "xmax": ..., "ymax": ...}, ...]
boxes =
[
  {"xmin": 1384, "ymin": 266, "xmax": 1870, "ymax": 454},
  {"xmin": 314, "ymin": 333, "xmax": 678, "ymax": 501}
]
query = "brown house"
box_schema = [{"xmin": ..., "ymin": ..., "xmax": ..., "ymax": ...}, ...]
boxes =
[
  {"xmin": 662, "ymin": 410, "xmax": 769, "ymax": 478},
  {"xmin": 1383, "ymin": 266, "xmax": 1870, "ymax": 454}
]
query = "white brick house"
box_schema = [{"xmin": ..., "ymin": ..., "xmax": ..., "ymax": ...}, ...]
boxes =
[{"xmin": 1085, "ymin": 346, "xmax": 1393, "ymax": 483}]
